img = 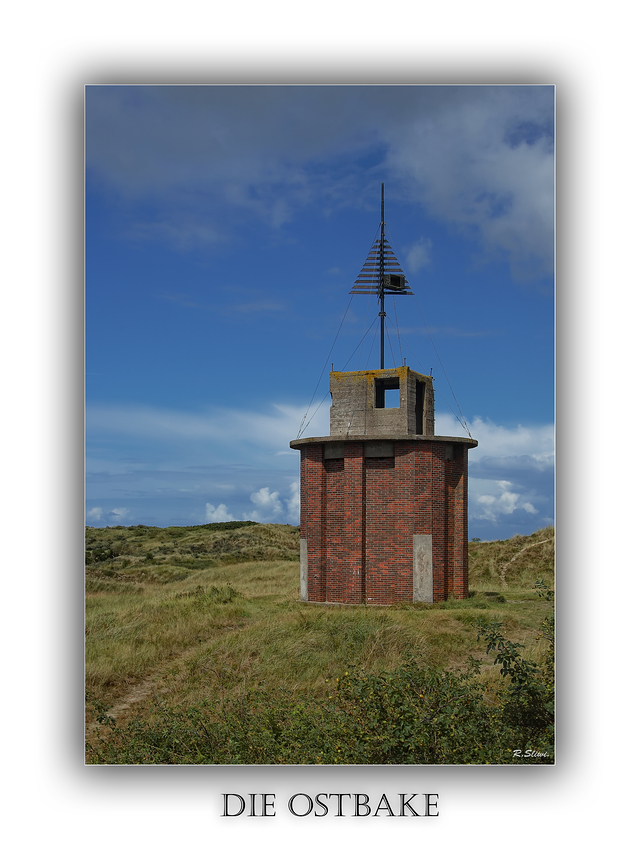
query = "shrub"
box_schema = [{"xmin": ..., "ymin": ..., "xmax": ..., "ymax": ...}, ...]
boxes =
[
  {"xmin": 476, "ymin": 582, "xmax": 554, "ymax": 752},
  {"xmin": 87, "ymin": 622, "xmax": 554, "ymax": 765}
]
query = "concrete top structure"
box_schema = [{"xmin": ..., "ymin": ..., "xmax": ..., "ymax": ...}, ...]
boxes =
[
  {"xmin": 290, "ymin": 365, "xmax": 477, "ymax": 451},
  {"xmin": 329, "ymin": 366, "xmax": 434, "ymax": 438}
]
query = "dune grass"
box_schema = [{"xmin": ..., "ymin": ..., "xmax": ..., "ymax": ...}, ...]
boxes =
[{"xmin": 85, "ymin": 523, "xmax": 555, "ymax": 763}]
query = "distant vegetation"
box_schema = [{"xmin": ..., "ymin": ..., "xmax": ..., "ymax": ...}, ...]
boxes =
[{"xmin": 85, "ymin": 523, "xmax": 554, "ymax": 765}]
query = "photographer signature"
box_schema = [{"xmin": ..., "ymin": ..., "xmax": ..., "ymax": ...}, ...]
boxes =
[{"xmin": 512, "ymin": 749, "xmax": 549, "ymax": 758}]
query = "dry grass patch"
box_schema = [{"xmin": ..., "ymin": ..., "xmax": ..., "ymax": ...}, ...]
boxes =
[{"xmin": 86, "ymin": 523, "xmax": 555, "ymax": 750}]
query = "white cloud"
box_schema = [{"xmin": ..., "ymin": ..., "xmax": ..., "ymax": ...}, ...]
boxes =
[
  {"xmin": 404, "ymin": 237, "xmax": 432, "ymax": 274},
  {"xmin": 235, "ymin": 481, "xmax": 300, "ymax": 524},
  {"xmin": 286, "ymin": 481, "xmax": 300, "ymax": 523},
  {"xmin": 384, "ymin": 89, "xmax": 554, "ymax": 278},
  {"xmin": 86, "ymin": 401, "xmax": 331, "ymax": 453},
  {"xmin": 86, "ymin": 507, "xmax": 130, "ymax": 525},
  {"xmin": 205, "ymin": 482, "xmax": 299, "ymax": 527},
  {"xmin": 86, "ymin": 506, "xmax": 131, "ymax": 525},
  {"xmin": 472, "ymin": 479, "xmax": 539, "ymax": 523},
  {"xmin": 243, "ymin": 486, "xmax": 284, "ymax": 523},
  {"xmin": 434, "ymin": 413, "xmax": 553, "ymax": 528},
  {"xmin": 205, "ymin": 502, "xmax": 236, "ymax": 522},
  {"xmin": 86, "ymin": 402, "xmax": 552, "ymax": 533},
  {"xmin": 109, "ymin": 508, "xmax": 130, "ymax": 523},
  {"xmin": 87, "ymin": 86, "xmax": 553, "ymax": 279},
  {"xmin": 436, "ymin": 413, "xmax": 554, "ymax": 463}
]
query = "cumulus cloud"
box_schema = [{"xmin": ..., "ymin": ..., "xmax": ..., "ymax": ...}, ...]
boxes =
[
  {"xmin": 86, "ymin": 506, "xmax": 131, "ymax": 526},
  {"xmin": 473, "ymin": 480, "xmax": 538, "ymax": 523},
  {"xmin": 435, "ymin": 412, "xmax": 554, "ymax": 530},
  {"xmin": 230, "ymin": 481, "xmax": 301, "ymax": 524},
  {"xmin": 285, "ymin": 481, "xmax": 300, "ymax": 523},
  {"xmin": 243, "ymin": 486, "xmax": 284, "ymax": 522},
  {"xmin": 205, "ymin": 502, "xmax": 236, "ymax": 522},
  {"xmin": 109, "ymin": 508, "xmax": 130, "ymax": 523}
]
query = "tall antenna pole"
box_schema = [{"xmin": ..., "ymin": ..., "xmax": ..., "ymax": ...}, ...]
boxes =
[
  {"xmin": 349, "ymin": 184, "xmax": 412, "ymax": 344},
  {"xmin": 379, "ymin": 183, "xmax": 386, "ymax": 369}
]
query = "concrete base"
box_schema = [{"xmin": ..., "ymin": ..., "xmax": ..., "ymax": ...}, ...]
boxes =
[
  {"xmin": 300, "ymin": 538, "xmax": 308, "ymax": 602},
  {"xmin": 413, "ymin": 534, "xmax": 433, "ymax": 603}
]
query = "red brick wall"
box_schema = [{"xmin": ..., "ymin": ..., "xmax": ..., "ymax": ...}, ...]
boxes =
[
  {"xmin": 300, "ymin": 440, "xmax": 469, "ymax": 604},
  {"xmin": 364, "ymin": 448, "xmax": 412, "ymax": 603}
]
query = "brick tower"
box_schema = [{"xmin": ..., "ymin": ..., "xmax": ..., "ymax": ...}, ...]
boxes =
[{"xmin": 290, "ymin": 186, "xmax": 477, "ymax": 605}]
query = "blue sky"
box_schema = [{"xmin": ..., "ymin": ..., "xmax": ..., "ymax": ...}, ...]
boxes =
[{"xmin": 85, "ymin": 85, "xmax": 554, "ymax": 540}]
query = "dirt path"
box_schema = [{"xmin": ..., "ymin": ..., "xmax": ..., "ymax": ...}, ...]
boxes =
[
  {"xmin": 85, "ymin": 665, "xmax": 175, "ymax": 741},
  {"xmin": 499, "ymin": 538, "xmax": 551, "ymax": 585},
  {"xmin": 85, "ymin": 620, "xmax": 248, "ymax": 744}
]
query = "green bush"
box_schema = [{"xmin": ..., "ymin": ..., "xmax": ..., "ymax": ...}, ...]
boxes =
[
  {"xmin": 87, "ymin": 604, "xmax": 554, "ymax": 766},
  {"xmin": 476, "ymin": 581, "xmax": 554, "ymax": 751}
]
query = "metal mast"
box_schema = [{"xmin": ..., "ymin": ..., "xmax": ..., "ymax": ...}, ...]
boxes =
[
  {"xmin": 349, "ymin": 184, "xmax": 411, "ymax": 369},
  {"xmin": 379, "ymin": 184, "xmax": 386, "ymax": 368}
]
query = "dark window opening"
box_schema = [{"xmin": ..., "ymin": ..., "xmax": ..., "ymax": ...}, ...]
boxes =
[
  {"xmin": 445, "ymin": 444, "xmax": 463, "ymax": 462},
  {"xmin": 375, "ymin": 377, "xmax": 400, "ymax": 409}
]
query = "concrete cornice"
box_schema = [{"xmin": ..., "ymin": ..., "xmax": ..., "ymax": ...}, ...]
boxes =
[{"xmin": 290, "ymin": 434, "xmax": 478, "ymax": 450}]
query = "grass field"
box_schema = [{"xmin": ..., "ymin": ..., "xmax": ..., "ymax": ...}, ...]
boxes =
[{"xmin": 85, "ymin": 522, "xmax": 555, "ymax": 765}]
